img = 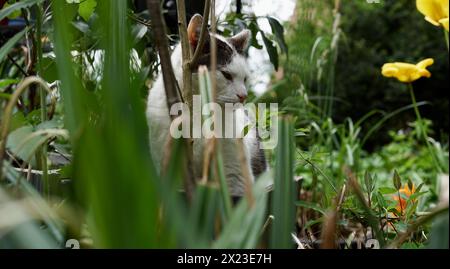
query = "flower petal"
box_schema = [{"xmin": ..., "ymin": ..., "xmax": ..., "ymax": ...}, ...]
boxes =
[
  {"xmin": 416, "ymin": 58, "xmax": 434, "ymax": 69},
  {"xmin": 438, "ymin": 0, "xmax": 449, "ymax": 17},
  {"xmin": 381, "ymin": 66, "xmax": 398, "ymax": 77},
  {"xmin": 417, "ymin": 0, "xmax": 449, "ymax": 25},
  {"xmin": 425, "ymin": 16, "xmax": 441, "ymax": 26},
  {"xmin": 419, "ymin": 69, "xmax": 432, "ymax": 78}
]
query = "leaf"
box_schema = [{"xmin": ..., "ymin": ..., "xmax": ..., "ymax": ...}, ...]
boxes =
[
  {"xmin": 0, "ymin": 79, "xmax": 20, "ymax": 88},
  {"xmin": 72, "ymin": 20, "xmax": 91, "ymax": 34},
  {"xmin": 2, "ymin": 3, "xmax": 21, "ymax": 19},
  {"xmin": 6, "ymin": 125, "xmax": 69, "ymax": 163},
  {"xmin": 6, "ymin": 125, "xmax": 43, "ymax": 163},
  {"xmin": 408, "ymin": 191, "xmax": 428, "ymax": 201},
  {"xmin": 393, "ymin": 170, "xmax": 402, "ymax": 190},
  {"xmin": 213, "ymin": 171, "xmax": 271, "ymax": 249},
  {"xmin": 78, "ymin": 0, "xmax": 97, "ymax": 21},
  {"xmin": 260, "ymin": 31, "xmax": 278, "ymax": 70},
  {"xmin": 296, "ymin": 201, "xmax": 326, "ymax": 215},
  {"xmin": 41, "ymin": 56, "xmax": 58, "ymax": 83},
  {"xmin": 375, "ymin": 191, "xmax": 387, "ymax": 208},
  {"xmin": 0, "ymin": 28, "xmax": 27, "ymax": 63},
  {"xmin": 2, "ymin": 162, "xmax": 65, "ymax": 246},
  {"xmin": 364, "ymin": 171, "xmax": 374, "ymax": 192},
  {"xmin": 267, "ymin": 16, "xmax": 288, "ymax": 55},
  {"xmin": 378, "ymin": 187, "xmax": 397, "ymax": 194},
  {"xmin": 248, "ymin": 20, "xmax": 263, "ymax": 49},
  {"xmin": 270, "ymin": 116, "xmax": 295, "ymax": 248},
  {"xmin": 10, "ymin": 112, "xmax": 28, "ymax": 132},
  {"xmin": 0, "ymin": 0, "xmax": 44, "ymax": 21},
  {"xmin": 37, "ymin": 118, "xmax": 65, "ymax": 130},
  {"xmin": 407, "ymin": 178, "xmax": 413, "ymax": 192},
  {"xmin": 415, "ymin": 182, "xmax": 425, "ymax": 193},
  {"xmin": 131, "ymin": 23, "xmax": 148, "ymax": 45}
]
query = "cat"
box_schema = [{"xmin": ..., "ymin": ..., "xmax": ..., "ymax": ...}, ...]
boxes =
[{"xmin": 146, "ymin": 14, "xmax": 267, "ymax": 197}]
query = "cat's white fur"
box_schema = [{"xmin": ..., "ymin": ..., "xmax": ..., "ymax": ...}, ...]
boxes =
[{"xmin": 146, "ymin": 32, "xmax": 264, "ymax": 197}]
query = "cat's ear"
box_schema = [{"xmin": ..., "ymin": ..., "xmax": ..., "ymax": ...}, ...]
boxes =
[
  {"xmin": 229, "ymin": 29, "xmax": 251, "ymax": 55},
  {"xmin": 188, "ymin": 14, "xmax": 204, "ymax": 50}
]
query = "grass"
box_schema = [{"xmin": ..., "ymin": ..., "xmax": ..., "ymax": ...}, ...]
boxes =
[{"xmin": 0, "ymin": 0, "xmax": 448, "ymax": 249}]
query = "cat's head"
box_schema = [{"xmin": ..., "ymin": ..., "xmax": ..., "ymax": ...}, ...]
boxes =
[{"xmin": 188, "ymin": 14, "xmax": 251, "ymax": 104}]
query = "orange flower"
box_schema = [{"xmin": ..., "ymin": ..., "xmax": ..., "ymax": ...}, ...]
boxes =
[{"xmin": 393, "ymin": 184, "xmax": 416, "ymax": 214}]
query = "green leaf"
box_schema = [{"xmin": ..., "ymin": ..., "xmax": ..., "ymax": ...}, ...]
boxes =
[
  {"xmin": 0, "ymin": 79, "xmax": 20, "ymax": 88},
  {"xmin": 415, "ymin": 183, "xmax": 425, "ymax": 193},
  {"xmin": 378, "ymin": 187, "xmax": 397, "ymax": 194},
  {"xmin": 267, "ymin": 16, "xmax": 288, "ymax": 56},
  {"xmin": 0, "ymin": 28, "xmax": 27, "ymax": 64},
  {"xmin": 296, "ymin": 201, "xmax": 326, "ymax": 215},
  {"xmin": 364, "ymin": 171, "xmax": 373, "ymax": 192},
  {"xmin": 213, "ymin": 171, "xmax": 272, "ymax": 249},
  {"xmin": 407, "ymin": 178, "xmax": 414, "ymax": 192},
  {"xmin": 2, "ymin": 3, "xmax": 21, "ymax": 19},
  {"xmin": 6, "ymin": 126, "xmax": 44, "ymax": 163},
  {"xmin": 0, "ymin": 0, "xmax": 44, "ymax": 21},
  {"xmin": 41, "ymin": 56, "xmax": 58, "ymax": 83},
  {"xmin": 248, "ymin": 20, "xmax": 263, "ymax": 49},
  {"xmin": 78, "ymin": 0, "xmax": 97, "ymax": 21},
  {"xmin": 10, "ymin": 112, "xmax": 28, "ymax": 132},
  {"xmin": 375, "ymin": 191, "xmax": 387, "ymax": 208},
  {"xmin": 408, "ymin": 191, "xmax": 428, "ymax": 201},
  {"xmin": 6, "ymin": 125, "xmax": 69, "ymax": 163},
  {"xmin": 270, "ymin": 116, "xmax": 296, "ymax": 248},
  {"xmin": 260, "ymin": 31, "xmax": 279, "ymax": 71},
  {"xmin": 303, "ymin": 218, "xmax": 323, "ymax": 230}
]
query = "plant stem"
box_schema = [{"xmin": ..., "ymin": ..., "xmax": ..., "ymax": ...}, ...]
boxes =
[
  {"xmin": 189, "ymin": 0, "xmax": 211, "ymax": 70},
  {"xmin": 147, "ymin": 0, "xmax": 195, "ymax": 202},
  {"xmin": 388, "ymin": 205, "xmax": 449, "ymax": 248},
  {"xmin": 176, "ymin": 0, "xmax": 193, "ymax": 107},
  {"xmin": 408, "ymin": 83, "xmax": 442, "ymax": 173},
  {"xmin": 444, "ymin": 28, "xmax": 449, "ymax": 51},
  {"xmin": 36, "ymin": 3, "xmax": 49, "ymax": 199},
  {"xmin": 397, "ymin": 190, "xmax": 403, "ymax": 216}
]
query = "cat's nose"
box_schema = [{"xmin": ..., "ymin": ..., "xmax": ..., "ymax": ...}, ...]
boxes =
[{"xmin": 237, "ymin": 94, "xmax": 247, "ymax": 103}]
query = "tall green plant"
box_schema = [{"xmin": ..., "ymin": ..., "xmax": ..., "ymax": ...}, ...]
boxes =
[
  {"xmin": 52, "ymin": 0, "xmax": 162, "ymax": 248},
  {"xmin": 270, "ymin": 116, "xmax": 296, "ymax": 248}
]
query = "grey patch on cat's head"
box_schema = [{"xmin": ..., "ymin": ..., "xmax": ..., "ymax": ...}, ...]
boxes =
[{"xmin": 191, "ymin": 36, "xmax": 235, "ymax": 70}]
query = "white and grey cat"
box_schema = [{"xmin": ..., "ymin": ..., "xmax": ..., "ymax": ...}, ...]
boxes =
[{"xmin": 146, "ymin": 15, "xmax": 267, "ymax": 197}]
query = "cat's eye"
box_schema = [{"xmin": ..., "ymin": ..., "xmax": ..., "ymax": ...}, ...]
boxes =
[{"xmin": 221, "ymin": 70, "xmax": 233, "ymax": 81}]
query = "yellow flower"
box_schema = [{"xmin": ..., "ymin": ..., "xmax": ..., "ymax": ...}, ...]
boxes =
[
  {"xmin": 381, "ymin": 59, "xmax": 434, "ymax": 83},
  {"xmin": 417, "ymin": 0, "xmax": 449, "ymax": 31}
]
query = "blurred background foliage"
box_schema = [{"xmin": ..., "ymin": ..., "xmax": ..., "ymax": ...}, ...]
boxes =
[
  {"xmin": 336, "ymin": 0, "xmax": 449, "ymax": 149},
  {"xmin": 270, "ymin": 0, "xmax": 449, "ymax": 150}
]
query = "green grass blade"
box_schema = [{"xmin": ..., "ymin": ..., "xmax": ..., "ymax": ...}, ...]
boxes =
[
  {"xmin": 270, "ymin": 116, "xmax": 296, "ymax": 249},
  {"xmin": 0, "ymin": 28, "xmax": 27, "ymax": 64},
  {"xmin": 0, "ymin": 0, "xmax": 44, "ymax": 21}
]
